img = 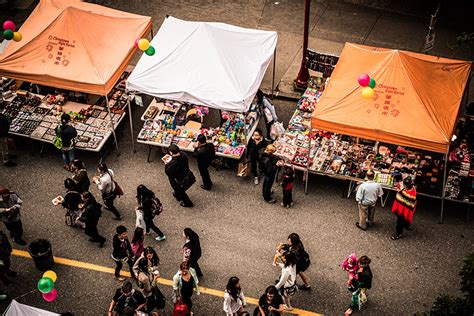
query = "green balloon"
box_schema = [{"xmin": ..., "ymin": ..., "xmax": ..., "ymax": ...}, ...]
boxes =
[
  {"xmin": 3, "ymin": 30, "xmax": 14, "ymax": 41},
  {"xmin": 37, "ymin": 277, "xmax": 54, "ymax": 294},
  {"xmin": 368, "ymin": 78, "xmax": 376, "ymax": 89},
  {"xmin": 145, "ymin": 46, "xmax": 155, "ymax": 56}
]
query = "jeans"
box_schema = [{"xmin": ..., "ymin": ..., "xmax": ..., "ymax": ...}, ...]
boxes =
[
  {"xmin": 144, "ymin": 216, "xmax": 164, "ymax": 237},
  {"xmin": 250, "ymin": 156, "xmax": 259, "ymax": 177},
  {"xmin": 61, "ymin": 148, "xmax": 75, "ymax": 165},
  {"xmin": 102, "ymin": 192, "xmax": 121, "ymax": 219},
  {"xmin": 262, "ymin": 176, "xmax": 274, "ymax": 201}
]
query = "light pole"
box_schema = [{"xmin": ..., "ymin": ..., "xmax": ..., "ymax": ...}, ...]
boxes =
[{"xmin": 294, "ymin": 0, "xmax": 311, "ymax": 89}]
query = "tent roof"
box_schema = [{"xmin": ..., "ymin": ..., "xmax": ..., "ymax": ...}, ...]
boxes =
[
  {"xmin": 311, "ymin": 43, "xmax": 471, "ymax": 153},
  {"xmin": 0, "ymin": 0, "xmax": 152, "ymax": 95},
  {"xmin": 4, "ymin": 300, "xmax": 60, "ymax": 316},
  {"xmin": 126, "ymin": 16, "xmax": 277, "ymax": 112}
]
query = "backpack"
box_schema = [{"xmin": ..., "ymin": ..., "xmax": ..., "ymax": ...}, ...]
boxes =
[
  {"xmin": 295, "ymin": 249, "xmax": 311, "ymax": 272},
  {"xmin": 151, "ymin": 195, "xmax": 163, "ymax": 217}
]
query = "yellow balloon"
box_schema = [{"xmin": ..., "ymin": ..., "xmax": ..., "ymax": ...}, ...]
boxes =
[
  {"xmin": 12, "ymin": 32, "xmax": 22, "ymax": 42},
  {"xmin": 137, "ymin": 38, "xmax": 150, "ymax": 51},
  {"xmin": 42, "ymin": 270, "xmax": 57, "ymax": 283},
  {"xmin": 361, "ymin": 87, "xmax": 375, "ymax": 99}
]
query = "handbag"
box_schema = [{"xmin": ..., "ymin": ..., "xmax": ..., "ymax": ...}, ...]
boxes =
[
  {"xmin": 178, "ymin": 171, "xmax": 196, "ymax": 192},
  {"xmin": 113, "ymin": 181, "xmax": 124, "ymax": 196},
  {"xmin": 152, "ymin": 287, "xmax": 166, "ymax": 310},
  {"xmin": 135, "ymin": 208, "xmax": 146, "ymax": 229},
  {"xmin": 237, "ymin": 161, "xmax": 250, "ymax": 177},
  {"xmin": 173, "ymin": 299, "xmax": 189, "ymax": 316}
]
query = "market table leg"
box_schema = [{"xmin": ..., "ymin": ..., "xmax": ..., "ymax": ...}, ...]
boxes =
[{"xmin": 147, "ymin": 145, "xmax": 153, "ymax": 163}]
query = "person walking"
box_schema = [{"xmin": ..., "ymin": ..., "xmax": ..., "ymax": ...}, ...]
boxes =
[
  {"xmin": 344, "ymin": 255, "xmax": 373, "ymax": 315},
  {"xmin": 0, "ymin": 230, "xmax": 17, "ymax": 286},
  {"xmin": 246, "ymin": 128, "xmax": 268, "ymax": 185},
  {"xmin": 391, "ymin": 177, "xmax": 417, "ymax": 240},
  {"xmin": 256, "ymin": 285, "xmax": 285, "ymax": 316},
  {"xmin": 256, "ymin": 90, "xmax": 278, "ymax": 140},
  {"xmin": 274, "ymin": 251, "xmax": 297, "ymax": 311},
  {"xmin": 172, "ymin": 261, "xmax": 200, "ymax": 314},
  {"xmin": 287, "ymin": 233, "xmax": 311, "ymax": 290},
  {"xmin": 93, "ymin": 163, "xmax": 122, "ymax": 220},
  {"xmin": 108, "ymin": 280, "xmax": 146, "ymax": 315},
  {"xmin": 192, "ymin": 134, "xmax": 215, "ymax": 191},
  {"xmin": 61, "ymin": 178, "xmax": 84, "ymax": 228},
  {"xmin": 0, "ymin": 113, "xmax": 16, "ymax": 167},
  {"xmin": 223, "ymin": 276, "xmax": 247, "ymax": 316},
  {"xmin": 260, "ymin": 144, "xmax": 283, "ymax": 203},
  {"xmin": 0, "ymin": 187, "xmax": 26, "ymax": 246},
  {"xmin": 182, "ymin": 228, "xmax": 203, "ymax": 277},
  {"xmin": 355, "ymin": 170, "xmax": 383, "ymax": 231},
  {"xmin": 111, "ymin": 225, "xmax": 135, "ymax": 281},
  {"xmin": 165, "ymin": 144, "xmax": 194, "ymax": 208},
  {"xmin": 80, "ymin": 192, "xmax": 106, "ymax": 247},
  {"xmin": 55, "ymin": 113, "xmax": 77, "ymax": 171},
  {"xmin": 131, "ymin": 227, "xmax": 145, "ymax": 261},
  {"xmin": 71, "ymin": 159, "xmax": 90, "ymax": 194},
  {"xmin": 136, "ymin": 185, "xmax": 166, "ymax": 241}
]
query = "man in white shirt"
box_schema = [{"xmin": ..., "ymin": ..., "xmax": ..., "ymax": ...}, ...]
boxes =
[{"xmin": 355, "ymin": 171, "xmax": 383, "ymax": 231}]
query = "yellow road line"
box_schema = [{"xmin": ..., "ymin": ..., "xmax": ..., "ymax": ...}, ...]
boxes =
[{"xmin": 12, "ymin": 249, "xmax": 323, "ymax": 316}]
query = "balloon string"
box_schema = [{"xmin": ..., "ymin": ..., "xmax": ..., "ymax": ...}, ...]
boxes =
[{"xmin": 12, "ymin": 289, "xmax": 37, "ymax": 301}]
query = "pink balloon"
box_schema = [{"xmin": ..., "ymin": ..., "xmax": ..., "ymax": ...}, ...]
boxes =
[
  {"xmin": 3, "ymin": 20, "xmax": 15, "ymax": 32},
  {"xmin": 134, "ymin": 38, "xmax": 140, "ymax": 49},
  {"xmin": 358, "ymin": 73, "xmax": 370, "ymax": 87},
  {"xmin": 42, "ymin": 288, "xmax": 57, "ymax": 302}
]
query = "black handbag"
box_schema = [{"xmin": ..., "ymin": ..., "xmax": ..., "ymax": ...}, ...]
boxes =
[
  {"xmin": 153, "ymin": 287, "xmax": 166, "ymax": 310},
  {"xmin": 178, "ymin": 171, "xmax": 196, "ymax": 191}
]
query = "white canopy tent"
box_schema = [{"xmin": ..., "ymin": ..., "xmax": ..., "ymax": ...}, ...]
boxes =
[{"xmin": 3, "ymin": 300, "xmax": 60, "ymax": 316}]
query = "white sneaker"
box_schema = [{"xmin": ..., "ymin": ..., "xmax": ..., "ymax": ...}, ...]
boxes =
[
  {"xmin": 254, "ymin": 177, "xmax": 259, "ymax": 185},
  {"xmin": 155, "ymin": 235, "xmax": 166, "ymax": 242}
]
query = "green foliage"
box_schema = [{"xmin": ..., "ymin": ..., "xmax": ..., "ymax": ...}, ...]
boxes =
[
  {"xmin": 430, "ymin": 295, "xmax": 468, "ymax": 316},
  {"xmin": 459, "ymin": 252, "xmax": 474, "ymax": 304}
]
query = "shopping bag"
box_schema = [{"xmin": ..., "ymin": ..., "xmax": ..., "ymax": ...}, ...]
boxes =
[
  {"xmin": 113, "ymin": 181, "xmax": 124, "ymax": 196},
  {"xmin": 135, "ymin": 208, "xmax": 146, "ymax": 229},
  {"xmin": 270, "ymin": 121, "xmax": 285, "ymax": 140},
  {"xmin": 237, "ymin": 161, "xmax": 250, "ymax": 177},
  {"xmin": 173, "ymin": 299, "xmax": 189, "ymax": 316}
]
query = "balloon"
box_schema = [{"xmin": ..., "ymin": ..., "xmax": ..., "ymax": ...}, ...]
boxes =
[
  {"xmin": 368, "ymin": 78, "xmax": 376, "ymax": 89},
  {"xmin": 12, "ymin": 32, "xmax": 22, "ymax": 42},
  {"xmin": 3, "ymin": 20, "xmax": 15, "ymax": 32},
  {"xmin": 42, "ymin": 288, "xmax": 57, "ymax": 302},
  {"xmin": 134, "ymin": 38, "xmax": 140, "ymax": 49},
  {"xmin": 361, "ymin": 87, "xmax": 375, "ymax": 99},
  {"xmin": 2, "ymin": 30, "xmax": 13, "ymax": 41},
  {"xmin": 145, "ymin": 46, "xmax": 155, "ymax": 56},
  {"xmin": 42, "ymin": 270, "xmax": 57, "ymax": 283},
  {"xmin": 37, "ymin": 277, "xmax": 54, "ymax": 293},
  {"xmin": 137, "ymin": 38, "xmax": 150, "ymax": 51},
  {"xmin": 357, "ymin": 73, "xmax": 370, "ymax": 87}
]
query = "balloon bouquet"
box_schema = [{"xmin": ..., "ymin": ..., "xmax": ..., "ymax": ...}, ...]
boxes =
[
  {"xmin": 134, "ymin": 38, "xmax": 155, "ymax": 56},
  {"xmin": 37, "ymin": 270, "xmax": 58, "ymax": 302},
  {"xmin": 358, "ymin": 73, "xmax": 376, "ymax": 99},
  {"xmin": 2, "ymin": 20, "xmax": 22, "ymax": 42}
]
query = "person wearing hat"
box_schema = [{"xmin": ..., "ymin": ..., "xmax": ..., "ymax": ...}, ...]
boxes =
[
  {"xmin": 260, "ymin": 144, "xmax": 283, "ymax": 203},
  {"xmin": 390, "ymin": 177, "xmax": 417, "ymax": 240},
  {"xmin": 355, "ymin": 170, "xmax": 383, "ymax": 231},
  {"xmin": 192, "ymin": 134, "xmax": 216, "ymax": 191},
  {"xmin": 165, "ymin": 144, "xmax": 194, "ymax": 207},
  {"xmin": 55, "ymin": 113, "xmax": 77, "ymax": 171},
  {"xmin": 0, "ymin": 187, "xmax": 26, "ymax": 246}
]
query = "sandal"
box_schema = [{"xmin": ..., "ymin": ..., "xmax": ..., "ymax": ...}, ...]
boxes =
[{"xmin": 390, "ymin": 235, "xmax": 402, "ymax": 240}]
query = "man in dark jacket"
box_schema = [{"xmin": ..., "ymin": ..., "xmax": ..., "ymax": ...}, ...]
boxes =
[
  {"xmin": 0, "ymin": 113, "xmax": 16, "ymax": 167},
  {"xmin": 0, "ymin": 230, "xmax": 17, "ymax": 286},
  {"xmin": 55, "ymin": 113, "xmax": 77, "ymax": 170},
  {"xmin": 260, "ymin": 144, "xmax": 283, "ymax": 203},
  {"xmin": 81, "ymin": 192, "xmax": 106, "ymax": 247},
  {"xmin": 192, "ymin": 134, "xmax": 215, "ymax": 191},
  {"xmin": 111, "ymin": 225, "xmax": 135, "ymax": 281},
  {"xmin": 165, "ymin": 144, "xmax": 194, "ymax": 207},
  {"xmin": 0, "ymin": 187, "xmax": 26, "ymax": 246}
]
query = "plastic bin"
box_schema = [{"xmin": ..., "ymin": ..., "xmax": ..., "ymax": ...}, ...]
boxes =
[{"xmin": 28, "ymin": 239, "xmax": 54, "ymax": 271}]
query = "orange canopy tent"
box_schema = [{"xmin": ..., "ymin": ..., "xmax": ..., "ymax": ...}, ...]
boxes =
[
  {"xmin": 0, "ymin": 0, "xmax": 152, "ymax": 96},
  {"xmin": 311, "ymin": 43, "xmax": 471, "ymax": 154}
]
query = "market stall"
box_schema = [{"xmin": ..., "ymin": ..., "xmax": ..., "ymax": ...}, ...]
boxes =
[
  {"xmin": 0, "ymin": 0, "xmax": 152, "ymax": 153},
  {"xmin": 126, "ymin": 16, "xmax": 277, "ymax": 159}
]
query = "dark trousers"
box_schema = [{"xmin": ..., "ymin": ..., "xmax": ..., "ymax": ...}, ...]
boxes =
[
  {"xmin": 262, "ymin": 176, "xmax": 274, "ymax": 201},
  {"xmin": 171, "ymin": 182, "xmax": 193, "ymax": 207},
  {"xmin": 0, "ymin": 256, "xmax": 12, "ymax": 284},
  {"xmin": 114, "ymin": 258, "xmax": 135, "ymax": 278},
  {"xmin": 102, "ymin": 193, "xmax": 121, "ymax": 218},
  {"xmin": 181, "ymin": 294, "xmax": 193, "ymax": 312},
  {"xmin": 395, "ymin": 215, "xmax": 410, "ymax": 236},
  {"xmin": 198, "ymin": 164, "xmax": 213, "ymax": 189},
  {"xmin": 85, "ymin": 225, "xmax": 106, "ymax": 243},
  {"xmin": 250, "ymin": 156, "xmax": 259, "ymax": 177},
  {"xmin": 144, "ymin": 216, "xmax": 164, "ymax": 237},
  {"xmin": 189, "ymin": 259, "xmax": 203, "ymax": 277},
  {"xmin": 283, "ymin": 188, "xmax": 293, "ymax": 206},
  {"xmin": 4, "ymin": 220, "xmax": 23, "ymax": 242}
]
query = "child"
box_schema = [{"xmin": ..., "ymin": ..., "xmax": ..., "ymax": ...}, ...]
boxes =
[
  {"xmin": 272, "ymin": 242, "xmax": 290, "ymax": 266},
  {"xmin": 131, "ymin": 227, "xmax": 144, "ymax": 262},
  {"xmin": 281, "ymin": 165, "xmax": 295, "ymax": 208},
  {"xmin": 341, "ymin": 253, "xmax": 359, "ymax": 286}
]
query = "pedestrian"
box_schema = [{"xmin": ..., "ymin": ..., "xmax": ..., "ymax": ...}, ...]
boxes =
[
  {"xmin": 223, "ymin": 276, "xmax": 247, "ymax": 316},
  {"xmin": 0, "ymin": 230, "xmax": 17, "ymax": 286},
  {"xmin": 256, "ymin": 90, "xmax": 278, "ymax": 140},
  {"xmin": 0, "ymin": 113, "xmax": 16, "ymax": 167},
  {"xmin": 341, "ymin": 253, "xmax": 358, "ymax": 287},
  {"xmin": 287, "ymin": 233, "xmax": 311, "ymax": 290},
  {"xmin": 391, "ymin": 177, "xmax": 417, "ymax": 240},
  {"xmin": 0, "ymin": 187, "xmax": 26, "ymax": 245},
  {"xmin": 111, "ymin": 225, "xmax": 135, "ymax": 281},
  {"xmin": 71, "ymin": 159, "xmax": 90, "ymax": 194},
  {"xmin": 182, "ymin": 227, "xmax": 203, "ymax": 277},
  {"xmin": 131, "ymin": 227, "xmax": 145, "ymax": 261},
  {"xmin": 355, "ymin": 170, "xmax": 383, "ymax": 231},
  {"xmin": 255, "ymin": 285, "xmax": 285, "ymax": 315},
  {"xmin": 259, "ymin": 144, "xmax": 283, "ymax": 203},
  {"xmin": 80, "ymin": 192, "xmax": 106, "ymax": 248},
  {"xmin": 274, "ymin": 251, "xmax": 297, "ymax": 311},
  {"xmin": 136, "ymin": 185, "xmax": 166, "ymax": 241},
  {"xmin": 55, "ymin": 113, "xmax": 77, "ymax": 171},
  {"xmin": 192, "ymin": 134, "xmax": 215, "ymax": 191},
  {"xmin": 356, "ymin": 255, "xmax": 373, "ymax": 308},
  {"xmin": 93, "ymin": 163, "xmax": 122, "ymax": 220},
  {"xmin": 172, "ymin": 261, "xmax": 200, "ymax": 314},
  {"xmin": 133, "ymin": 246, "xmax": 160, "ymax": 277},
  {"xmin": 61, "ymin": 178, "xmax": 84, "ymax": 228},
  {"xmin": 165, "ymin": 144, "xmax": 194, "ymax": 208},
  {"xmin": 246, "ymin": 128, "xmax": 268, "ymax": 185},
  {"xmin": 280, "ymin": 165, "xmax": 295, "ymax": 208},
  {"xmin": 108, "ymin": 280, "xmax": 146, "ymax": 315}
]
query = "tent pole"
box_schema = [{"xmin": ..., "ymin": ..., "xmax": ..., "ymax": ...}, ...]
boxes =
[
  {"xmin": 439, "ymin": 152, "xmax": 448, "ymax": 224},
  {"xmin": 105, "ymin": 95, "xmax": 120, "ymax": 156},
  {"xmin": 304, "ymin": 104, "xmax": 312, "ymax": 195},
  {"xmin": 127, "ymin": 94, "xmax": 136, "ymax": 153},
  {"xmin": 271, "ymin": 48, "xmax": 276, "ymax": 100}
]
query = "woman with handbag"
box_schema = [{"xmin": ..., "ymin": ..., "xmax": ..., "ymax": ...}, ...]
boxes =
[
  {"xmin": 136, "ymin": 185, "xmax": 166, "ymax": 241},
  {"xmin": 223, "ymin": 276, "xmax": 247, "ymax": 316},
  {"xmin": 274, "ymin": 251, "xmax": 297, "ymax": 311},
  {"xmin": 172, "ymin": 261, "xmax": 200, "ymax": 315},
  {"xmin": 93, "ymin": 163, "xmax": 122, "ymax": 220}
]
